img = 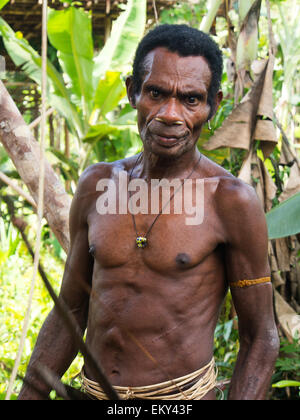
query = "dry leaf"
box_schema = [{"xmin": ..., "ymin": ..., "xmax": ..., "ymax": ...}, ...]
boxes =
[
  {"xmin": 204, "ymin": 100, "xmax": 253, "ymax": 151},
  {"xmin": 251, "ymin": 154, "xmax": 265, "ymax": 206},
  {"xmin": 275, "ymin": 237, "xmax": 291, "ymax": 272},
  {"xmin": 256, "ymin": 55, "xmax": 275, "ymax": 120},
  {"xmin": 278, "ymin": 161, "xmax": 300, "ymax": 202},
  {"xmin": 254, "ymin": 54, "xmax": 277, "ymax": 158},
  {"xmin": 238, "ymin": 150, "xmax": 253, "ymax": 184},
  {"xmin": 269, "ymin": 242, "xmax": 285, "ymax": 288},
  {"xmin": 260, "ymin": 157, "xmax": 277, "ymax": 211},
  {"xmin": 254, "ymin": 119, "xmax": 277, "ymax": 159},
  {"xmin": 280, "ymin": 139, "xmax": 297, "ymax": 165},
  {"xmin": 274, "ymin": 290, "xmax": 300, "ymax": 343},
  {"xmin": 204, "ymin": 60, "xmax": 268, "ymax": 152}
]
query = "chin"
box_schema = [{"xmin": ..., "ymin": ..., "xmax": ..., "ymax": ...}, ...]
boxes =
[{"xmin": 149, "ymin": 142, "xmax": 193, "ymax": 161}]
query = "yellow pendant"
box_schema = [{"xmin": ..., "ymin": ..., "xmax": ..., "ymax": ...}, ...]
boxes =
[{"xmin": 136, "ymin": 236, "xmax": 148, "ymax": 248}]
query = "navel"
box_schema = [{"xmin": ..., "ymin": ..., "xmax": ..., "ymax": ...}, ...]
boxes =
[{"xmin": 175, "ymin": 253, "xmax": 191, "ymax": 267}]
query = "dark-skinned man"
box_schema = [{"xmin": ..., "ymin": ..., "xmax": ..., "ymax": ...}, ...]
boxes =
[{"xmin": 19, "ymin": 24, "xmax": 279, "ymax": 401}]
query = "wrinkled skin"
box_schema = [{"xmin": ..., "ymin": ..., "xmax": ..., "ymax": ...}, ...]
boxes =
[{"xmin": 19, "ymin": 48, "xmax": 279, "ymax": 401}]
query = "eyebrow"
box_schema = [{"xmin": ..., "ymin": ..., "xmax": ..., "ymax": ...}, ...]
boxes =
[{"xmin": 144, "ymin": 83, "xmax": 207, "ymax": 99}]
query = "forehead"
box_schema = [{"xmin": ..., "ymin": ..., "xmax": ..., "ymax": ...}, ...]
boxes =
[{"xmin": 142, "ymin": 47, "xmax": 212, "ymax": 90}]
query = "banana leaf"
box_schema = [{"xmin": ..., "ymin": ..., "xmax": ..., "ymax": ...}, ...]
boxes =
[
  {"xmin": 0, "ymin": 17, "xmax": 84, "ymax": 138},
  {"xmin": 0, "ymin": 0, "xmax": 9, "ymax": 10},
  {"xmin": 93, "ymin": 0, "xmax": 146, "ymax": 83},
  {"xmin": 83, "ymin": 120, "xmax": 138, "ymax": 145},
  {"xmin": 47, "ymin": 6, "xmax": 94, "ymax": 119},
  {"xmin": 90, "ymin": 71, "xmax": 126, "ymax": 124},
  {"xmin": 49, "ymin": 148, "xmax": 79, "ymax": 182},
  {"xmin": 266, "ymin": 192, "xmax": 300, "ymax": 239}
]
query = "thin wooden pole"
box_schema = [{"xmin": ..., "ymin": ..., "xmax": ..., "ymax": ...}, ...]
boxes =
[
  {"xmin": 5, "ymin": 0, "xmax": 48, "ymax": 400},
  {"xmin": 152, "ymin": 0, "xmax": 159, "ymax": 24}
]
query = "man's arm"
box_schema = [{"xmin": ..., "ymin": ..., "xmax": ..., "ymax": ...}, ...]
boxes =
[
  {"xmin": 18, "ymin": 168, "xmax": 95, "ymax": 400},
  {"xmin": 219, "ymin": 178, "xmax": 279, "ymax": 400}
]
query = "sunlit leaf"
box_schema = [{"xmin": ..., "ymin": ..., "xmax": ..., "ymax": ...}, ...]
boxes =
[
  {"xmin": 0, "ymin": 16, "xmax": 84, "ymax": 138},
  {"xmin": 266, "ymin": 192, "xmax": 300, "ymax": 239},
  {"xmin": 92, "ymin": 71, "xmax": 126, "ymax": 121},
  {"xmin": 47, "ymin": 6, "xmax": 94, "ymax": 118},
  {"xmin": 0, "ymin": 0, "xmax": 9, "ymax": 10},
  {"xmin": 272, "ymin": 380, "xmax": 300, "ymax": 388},
  {"xmin": 93, "ymin": 0, "xmax": 146, "ymax": 82}
]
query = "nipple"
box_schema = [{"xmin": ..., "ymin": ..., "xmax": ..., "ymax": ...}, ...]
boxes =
[{"xmin": 175, "ymin": 253, "xmax": 190, "ymax": 267}]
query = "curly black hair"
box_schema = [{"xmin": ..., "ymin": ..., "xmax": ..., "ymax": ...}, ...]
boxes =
[{"xmin": 132, "ymin": 24, "xmax": 223, "ymax": 119}]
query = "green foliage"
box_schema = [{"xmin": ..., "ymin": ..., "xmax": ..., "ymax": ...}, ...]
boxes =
[
  {"xmin": 214, "ymin": 318, "xmax": 239, "ymax": 378},
  {"xmin": 93, "ymin": 71, "xmax": 126, "ymax": 118},
  {"xmin": 266, "ymin": 192, "xmax": 300, "ymax": 239},
  {"xmin": 0, "ymin": 219, "xmax": 81, "ymax": 399},
  {"xmin": 47, "ymin": 6, "xmax": 94, "ymax": 120},
  {"xmin": 0, "ymin": 0, "xmax": 9, "ymax": 10},
  {"xmin": 0, "ymin": 15, "xmax": 84, "ymax": 139},
  {"xmin": 273, "ymin": 380, "xmax": 300, "ymax": 388},
  {"xmin": 271, "ymin": 337, "xmax": 300, "ymax": 400},
  {"xmin": 0, "ymin": 0, "xmax": 146, "ymax": 171},
  {"xmin": 159, "ymin": 1, "xmax": 207, "ymax": 28},
  {"xmin": 214, "ymin": 292, "xmax": 239, "ymax": 398},
  {"xmin": 93, "ymin": 0, "xmax": 146, "ymax": 79},
  {"xmin": 0, "ymin": 0, "xmax": 299, "ymax": 400}
]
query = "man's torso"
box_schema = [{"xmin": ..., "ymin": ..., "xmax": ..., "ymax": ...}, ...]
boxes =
[{"xmin": 82, "ymin": 154, "xmax": 235, "ymax": 389}]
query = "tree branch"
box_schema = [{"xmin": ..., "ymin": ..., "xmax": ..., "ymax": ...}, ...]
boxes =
[{"xmin": 0, "ymin": 80, "xmax": 71, "ymax": 253}]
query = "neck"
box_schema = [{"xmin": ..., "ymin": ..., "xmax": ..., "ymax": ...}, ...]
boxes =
[{"xmin": 139, "ymin": 148, "xmax": 201, "ymax": 180}]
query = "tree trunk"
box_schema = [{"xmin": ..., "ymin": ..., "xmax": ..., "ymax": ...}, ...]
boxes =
[{"xmin": 0, "ymin": 80, "xmax": 71, "ymax": 253}]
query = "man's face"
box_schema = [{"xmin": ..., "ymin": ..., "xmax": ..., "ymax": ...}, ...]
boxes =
[{"xmin": 128, "ymin": 47, "xmax": 213, "ymax": 159}]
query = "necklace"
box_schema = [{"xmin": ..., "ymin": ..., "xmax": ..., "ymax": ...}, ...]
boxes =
[{"xmin": 129, "ymin": 153, "xmax": 202, "ymax": 249}]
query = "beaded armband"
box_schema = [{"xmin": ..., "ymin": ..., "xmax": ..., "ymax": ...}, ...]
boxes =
[{"xmin": 230, "ymin": 276, "xmax": 271, "ymax": 289}]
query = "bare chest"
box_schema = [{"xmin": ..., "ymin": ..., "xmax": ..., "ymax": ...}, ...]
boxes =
[{"xmin": 87, "ymin": 182, "xmax": 224, "ymax": 273}]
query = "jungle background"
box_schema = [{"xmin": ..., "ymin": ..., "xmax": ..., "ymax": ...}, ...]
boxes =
[{"xmin": 0, "ymin": 0, "xmax": 299, "ymax": 400}]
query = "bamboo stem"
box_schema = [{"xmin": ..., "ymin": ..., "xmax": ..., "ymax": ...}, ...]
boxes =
[{"xmin": 200, "ymin": 0, "xmax": 223, "ymax": 33}]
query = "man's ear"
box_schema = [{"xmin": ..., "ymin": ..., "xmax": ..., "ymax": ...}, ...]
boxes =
[
  {"xmin": 126, "ymin": 76, "xmax": 137, "ymax": 109},
  {"xmin": 215, "ymin": 90, "xmax": 223, "ymax": 113},
  {"xmin": 213, "ymin": 90, "xmax": 223, "ymax": 116},
  {"xmin": 208, "ymin": 90, "xmax": 223, "ymax": 121}
]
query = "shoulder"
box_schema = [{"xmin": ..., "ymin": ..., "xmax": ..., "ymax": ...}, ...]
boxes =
[
  {"xmin": 215, "ymin": 175, "xmax": 267, "ymax": 244},
  {"xmin": 77, "ymin": 162, "xmax": 114, "ymax": 192},
  {"xmin": 69, "ymin": 161, "xmax": 116, "ymax": 224},
  {"xmin": 75, "ymin": 155, "xmax": 136, "ymax": 195},
  {"xmin": 200, "ymin": 155, "xmax": 266, "ymax": 241},
  {"xmin": 70, "ymin": 156, "xmax": 139, "ymax": 216},
  {"xmin": 217, "ymin": 175, "xmax": 259, "ymax": 211},
  {"xmin": 218, "ymin": 178, "xmax": 262, "ymax": 232},
  {"xmin": 200, "ymin": 154, "xmax": 259, "ymax": 210}
]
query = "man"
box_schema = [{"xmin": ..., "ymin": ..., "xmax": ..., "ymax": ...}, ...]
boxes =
[{"xmin": 19, "ymin": 24, "xmax": 279, "ymax": 400}]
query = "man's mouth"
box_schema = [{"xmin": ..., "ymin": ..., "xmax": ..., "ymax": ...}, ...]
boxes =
[
  {"xmin": 147, "ymin": 120, "xmax": 189, "ymax": 148},
  {"xmin": 154, "ymin": 135, "xmax": 183, "ymax": 147},
  {"xmin": 150, "ymin": 130, "xmax": 189, "ymax": 148}
]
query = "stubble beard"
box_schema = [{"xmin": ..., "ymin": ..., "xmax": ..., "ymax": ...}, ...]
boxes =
[{"xmin": 141, "ymin": 130, "xmax": 198, "ymax": 165}]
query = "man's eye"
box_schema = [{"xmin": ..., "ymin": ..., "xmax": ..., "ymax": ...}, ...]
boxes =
[
  {"xmin": 150, "ymin": 89, "xmax": 160, "ymax": 98},
  {"xmin": 187, "ymin": 96, "xmax": 199, "ymax": 105}
]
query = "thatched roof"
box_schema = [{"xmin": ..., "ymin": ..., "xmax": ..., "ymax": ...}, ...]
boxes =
[
  {"xmin": 1, "ymin": 0, "xmax": 176, "ymax": 40},
  {"xmin": 0, "ymin": 0, "xmax": 177, "ymax": 116},
  {"xmin": 1, "ymin": 0, "xmax": 177, "ymax": 71}
]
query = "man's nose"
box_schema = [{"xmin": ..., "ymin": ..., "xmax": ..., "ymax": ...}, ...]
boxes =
[{"xmin": 155, "ymin": 98, "xmax": 183, "ymax": 126}]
